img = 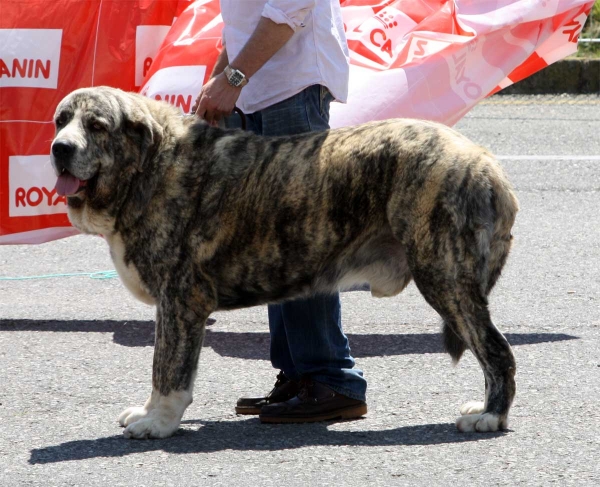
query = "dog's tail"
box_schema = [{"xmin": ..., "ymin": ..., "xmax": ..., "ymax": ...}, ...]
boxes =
[{"xmin": 443, "ymin": 321, "xmax": 468, "ymax": 364}]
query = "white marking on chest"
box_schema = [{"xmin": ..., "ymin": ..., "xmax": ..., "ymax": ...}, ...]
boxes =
[{"xmin": 106, "ymin": 234, "xmax": 155, "ymax": 305}]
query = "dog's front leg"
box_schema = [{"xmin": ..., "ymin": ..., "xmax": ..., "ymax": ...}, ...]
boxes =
[{"xmin": 119, "ymin": 277, "xmax": 216, "ymax": 439}]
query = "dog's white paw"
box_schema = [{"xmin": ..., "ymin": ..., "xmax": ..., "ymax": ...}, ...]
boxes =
[
  {"xmin": 118, "ymin": 389, "xmax": 192, "ymax": 439},
  {"xmin": 122, "ymin": 409, "xmax": 181, "ymax": 439},
  {"xmin": 456, "ymin": 412, "xmax": 506, "ymax": 432},
  {"xmin": 460, "ymin": 401, "xmax": 485, "ymax": 416},
  {"xmin": 118, "ymin": 406, "xmax": 150, "ymax": 427}
]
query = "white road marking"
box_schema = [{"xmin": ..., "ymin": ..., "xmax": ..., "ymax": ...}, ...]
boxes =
[{"xmin": 497, "ymin": 155, "xmax": 600, "ymax": 161}]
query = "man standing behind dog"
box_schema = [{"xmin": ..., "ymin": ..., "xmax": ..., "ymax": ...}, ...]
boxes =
[{"xmin": 193, "ymin": 0, "xmax": 368, "ymax": 423}]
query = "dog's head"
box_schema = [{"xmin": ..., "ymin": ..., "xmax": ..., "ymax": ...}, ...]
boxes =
[{"xmin": 51, "ymin": 86, "xmax": 164, "ymax": 234}]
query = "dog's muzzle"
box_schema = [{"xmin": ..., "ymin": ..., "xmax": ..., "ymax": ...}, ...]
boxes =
[
  {"xmin": 51, "ymin": 140, "xmax": 87, "ymax": 196},
  {"xmin": 51, "ymin": 140, "xmax": 76, "ymax": 175}
]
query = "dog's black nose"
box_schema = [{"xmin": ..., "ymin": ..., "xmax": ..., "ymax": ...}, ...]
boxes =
[{"xmin": 52, "ymin": 140, "xmax": 75, "ymax": 161}]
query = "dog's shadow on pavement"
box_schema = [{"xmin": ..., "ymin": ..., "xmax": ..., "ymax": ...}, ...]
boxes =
[
  {"xmin": 29, "ymin": 418, "xmax": 506, "ymax": 464},
  {"xmin": 4, "ymin": 317, "xmax": 571, "ymax": 463},
  {"xmin": 0, "ymin": 318, "xmax": 578, "ymax": 359}
]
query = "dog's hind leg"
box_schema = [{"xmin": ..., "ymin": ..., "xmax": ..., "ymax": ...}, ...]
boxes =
[
  {"xmin": 119, "ymin": 270, "xmax": 217, "ymax": 439},
  {"xmin": 410, "ymin": 259, "xmax": 515, "ymax": 432},
  {"xmin": 452, "ymin": 306, "xmax": 515, "ymax": 432},
  {"xmin": 399, "ymin": 153, "xmax": 518, "ymax": 432}
]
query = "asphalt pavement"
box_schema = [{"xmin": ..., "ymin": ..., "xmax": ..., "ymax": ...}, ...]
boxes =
[{"xmin": 1, "ymin": 94, "xmax": 599, "ymax": 486}]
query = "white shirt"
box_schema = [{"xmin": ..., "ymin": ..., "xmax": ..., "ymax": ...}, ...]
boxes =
[{"xmin": 220, "ymin": 0, "xmax": 350, "ymax": 114}]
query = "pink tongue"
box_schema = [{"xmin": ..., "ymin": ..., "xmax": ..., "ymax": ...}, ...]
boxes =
[{"xmin": 55, "ymin": 173, "xmax": 81, "ymax": 196}]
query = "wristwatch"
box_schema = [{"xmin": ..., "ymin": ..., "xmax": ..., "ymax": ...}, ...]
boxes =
[{"xmin": 224, "ymin": 65, "xmax": 249, "ymax": 88}]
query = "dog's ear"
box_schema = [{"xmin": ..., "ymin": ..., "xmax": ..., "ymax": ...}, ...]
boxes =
[
  {"xmin": 124, "ymin": 102, "xmax": 164, "ymax": 172},
  {"xmin": 116, "ymin": 99, "xmax": 165, "ymax": 228}
]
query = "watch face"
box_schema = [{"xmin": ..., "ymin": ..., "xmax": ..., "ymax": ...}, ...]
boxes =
[
  {"xmin": 230, "ymin": 71, "xmax": 244, "ymax": 86},
  {"xmin": 226, "ymin": 67, "xmax": 246, "ymax": 87}
]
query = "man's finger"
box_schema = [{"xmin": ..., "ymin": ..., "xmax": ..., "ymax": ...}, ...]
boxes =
[
  {"xmin": 211, "ymin": 113, "xmax": 224, "ymax": 127},
  {"xmin": 192, "ymin": 93, "xmax": 204, "ymax": 116},
  {"xmin": 194, "ymin": 106, "xmax": 205, "ymax": 119},
  {"xmin": 203, "ymin": 108, "xmax": 217, "ymax": 125},
  {"xmin": 194, "ymin": 93, "xmax": 209, "ymax": 117}
]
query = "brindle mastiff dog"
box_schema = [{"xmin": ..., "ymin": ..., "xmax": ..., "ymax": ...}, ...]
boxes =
[{"xmin": 51, "ymin": 86, "xmax": 519, "ymax": 439}]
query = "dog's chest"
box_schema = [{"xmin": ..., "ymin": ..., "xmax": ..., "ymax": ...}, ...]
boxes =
[{"xmin": 105, "ymin": 234, "xmax": 155, "ymax": 306}]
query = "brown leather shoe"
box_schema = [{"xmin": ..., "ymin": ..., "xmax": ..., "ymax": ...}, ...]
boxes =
[
  {"xmin": 235, "ymin": 371, "xmax": 300, "ymax": 415},
  {"xmin": 259, "ymin": 379, "xmax": 367, "ymax": 423}
]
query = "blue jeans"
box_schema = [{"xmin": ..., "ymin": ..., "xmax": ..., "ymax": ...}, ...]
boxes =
[{"xmin": 226, "ymin": 85, "xmax": 367, "ymax": 401}]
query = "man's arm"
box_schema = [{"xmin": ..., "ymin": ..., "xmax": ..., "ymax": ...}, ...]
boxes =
[
  {"xmin": 226, "ymin": 16, "xmax": 294, "ymax": 80},
  {"xmin": 193, "ymin": 17, "xmax": 294, "ymax": 124},
  {"xmin": 210, "ymin": 47, "xmax": 229, "ymax": 79}
]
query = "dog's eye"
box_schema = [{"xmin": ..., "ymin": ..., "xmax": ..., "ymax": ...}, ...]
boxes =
[
  {"xmin": 90, "ymin": 121, "xmax": 106, "ymax": 132},
  {"xmin": 55, "ymin": 114, "xmax": 67, "ymax": 128}
]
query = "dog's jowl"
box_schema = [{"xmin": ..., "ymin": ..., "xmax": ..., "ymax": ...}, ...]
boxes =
[{"xmin": 51, "ymin": 86, "xmax": 519, "ymax": 439}]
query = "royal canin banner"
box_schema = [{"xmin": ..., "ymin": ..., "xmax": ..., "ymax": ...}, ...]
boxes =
[{"xmin": 0, "ymin": 0, "xmax": 594, "ymax": 245}]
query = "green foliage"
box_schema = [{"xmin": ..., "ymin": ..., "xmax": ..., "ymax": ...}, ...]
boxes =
[
  {"xmin": 583, "ymin": 1, "xmax": 599, "ymax": 34},
  {"xmin": 578, "ymin": 2, "xmax": 600, "ymax": 57},
  {"xmin": 592, "ymin": 1, "xmax": 600, "ymax": 24}
]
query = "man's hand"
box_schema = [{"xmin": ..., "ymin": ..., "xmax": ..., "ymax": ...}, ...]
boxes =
[
  {"xmin": 192, "ymin": 72, "xmax": 241, "ymax": 125},
  {"xmin": 192, "ymin": 16, "xmax": 295, "ymax": 125}
]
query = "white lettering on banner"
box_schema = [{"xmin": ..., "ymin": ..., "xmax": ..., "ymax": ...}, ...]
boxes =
[
  {"xmin": 0, "ymin": 29, "xmax": 62, "ymax": 88},
  {"xmin": 537, "ymin": 11, "xmax": 588, "ymax": 65},
  {"xmin": 405, "ymin": 36, "xmax": 452, "ymax": 65},
  {"xmin": 9, "ymin": 156, "xmax": 67, "ymax": 217},
  {"xmin": 140, "ymin": 65, "xmax": 207, "ymax": 114},
  {"xmin": 447, "ymin": 40, "xmax": 484, "ymax": 101},
  {"xmin": 135, "ymin": 25, "xmax": 172, "ymax": 87},
  {"xmin": 345, "ymin": 7, "xmax": 416, "ymax": 68}
]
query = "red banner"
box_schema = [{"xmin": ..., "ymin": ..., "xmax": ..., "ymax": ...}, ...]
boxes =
[
  {"xmin": 0, "ymin": 0, "xmax": 192, "ymax": 243},
  {"xmin": 0, "ymin": 0, "xmax": 594, "ymax": 244}
]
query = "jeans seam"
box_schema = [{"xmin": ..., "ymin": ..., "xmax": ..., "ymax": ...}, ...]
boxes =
[
  {"xmin": 302, "ymin": 87, "xmax": 315, "ymax": 133},
  {"xmin": 319, "ymin": 85, "xmax": 327, "ymax": 118}
]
